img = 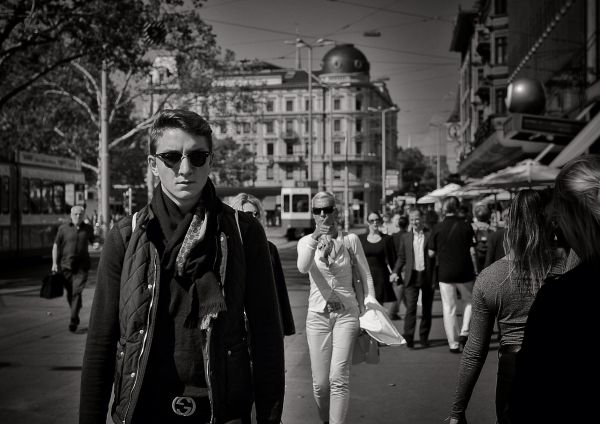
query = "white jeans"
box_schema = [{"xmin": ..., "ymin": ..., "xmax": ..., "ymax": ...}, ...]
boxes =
[
  {"xmin": 306, "ymin": 307, "xmax": 360, "ymax": 424},
  {"xmin": 438, "ymin": 281, "xmax": 474, "ymax": 349}
]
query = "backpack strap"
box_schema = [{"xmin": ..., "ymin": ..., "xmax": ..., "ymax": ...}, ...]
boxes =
[{"xmin": 132, "ymin": 211, "xmax": 138, "ymax": 233}]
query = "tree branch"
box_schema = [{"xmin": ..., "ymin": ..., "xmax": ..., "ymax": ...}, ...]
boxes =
[
  {"xmin": 0, "ymin": 53, "xmax": 84, "ymax": 110},
  {"xmin": 71, "ymin": 62, "xmax": 101, "ymax": 111},
  {"xmin": 108, "ymin": 117, "xmax": 153, "ymax": 149},
  {"xmin": 44, "ymin": 89, "xmax": 99, "ymax": 128},
  {"xmin": 109, "ymin": 68, "xmax": 133, "ymax": 124}
]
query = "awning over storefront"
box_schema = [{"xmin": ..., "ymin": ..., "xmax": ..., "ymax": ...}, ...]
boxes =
[{"xmin": 550, "ymin": 110, "xmax": 600, "ymax": 167}]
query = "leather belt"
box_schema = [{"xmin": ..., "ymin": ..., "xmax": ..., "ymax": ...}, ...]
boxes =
[{"xmin": 172, "ymin": 396, "xmax": 197, "ymax": 416}]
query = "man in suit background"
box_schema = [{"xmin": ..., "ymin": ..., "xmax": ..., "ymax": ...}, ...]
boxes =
[{"xmin": 391, "ymin": 208, "xmax": 434, "ymax": 348}]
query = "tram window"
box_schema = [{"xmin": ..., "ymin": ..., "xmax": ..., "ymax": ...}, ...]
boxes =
[
  {"xmin": 53, "ymin": 183, "xmax": 65, "ymax": 213},
  {"xmin": 283, "ymin": 194, "xmax": 290, "ymax": 213},
  {"xmin": 292, "ymin": 194, "xmax": 309, "ymax": 212},
  {"xmin": 21, "ymin": 178, "xmax": 30, "ymax": 214},
  {"xmin": 29, "ymin": 179, "xmax": 42, "ymax": 214},
  {"xmin": 41, "ymin": 180, "xmax": 54, "ymax": 214},
  {"xmin": 0, "ymin": 176, "xmax": 9, "ymax": 214}
]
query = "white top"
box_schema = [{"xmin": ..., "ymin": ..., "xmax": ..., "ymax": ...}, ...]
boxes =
[
  {"xmin": 297, "ymin": 232, "xmax": 375, "ymax": 313},
  {"xmin": 413, "ymin": 230, "xmax": 425, "ymax": 272}
]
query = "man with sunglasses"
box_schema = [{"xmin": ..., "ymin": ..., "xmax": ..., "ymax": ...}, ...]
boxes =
[{"xmin": 81, "ymin": 109, "xmax": 284, "ymax": 424}]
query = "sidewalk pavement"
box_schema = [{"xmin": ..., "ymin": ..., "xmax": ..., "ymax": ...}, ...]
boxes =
[{"xmin": 0, "ymin": 234, "xmax": 498, "ymax": 424}]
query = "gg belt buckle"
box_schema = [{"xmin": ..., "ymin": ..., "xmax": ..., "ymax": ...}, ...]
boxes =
[{"xmin": 172, "ymin": 396, "xmax": 196, "ymax": 416}]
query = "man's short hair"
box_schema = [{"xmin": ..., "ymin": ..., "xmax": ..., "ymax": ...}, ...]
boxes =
[
  {"xmin": 149, "ymin": 109, "xmax": 213, "ymax": 154},
  {"xmin": 398, "ymin": 215, "xmax": 409, "ymax": 230},
  {"xmin": 442, "ymin": 196, "xmax": 459, "ymax": 215},
  {"xmin": 407, "ymin": 207, "xmax": 422, "ymax": 217},
  {"xmin": 71, "ymin": 205, "xmax": 85, "ymax": 213}
]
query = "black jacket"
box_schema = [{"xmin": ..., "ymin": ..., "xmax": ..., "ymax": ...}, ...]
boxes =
[{"xmin": 80, "ymin": 202, "xmax": 284, "ymax": 424}]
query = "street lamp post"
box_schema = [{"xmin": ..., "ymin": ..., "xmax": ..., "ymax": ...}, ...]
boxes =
[
  {"xmin": 369, "ymin": 105, "xmax": 398, "ymax": 212},
  {"xmin": 284, "ymin": 38, "xmax": 335, "ymax": 183}
]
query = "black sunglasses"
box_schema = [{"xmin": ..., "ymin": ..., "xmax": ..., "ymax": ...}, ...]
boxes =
[
  {"xmin": 244, "ymin": 210, "xmax": 260, "ymax": 219},
  {"xmin": 368, "ymin": 218, "xmax": 381, "ymax": 224},
  {"xmin": 154, "ymin": 150, "xmax": 212, "ymax": 168},
  {"xmin": 312, "ymin": 206, "xmax": 335, "ymax": 215}
]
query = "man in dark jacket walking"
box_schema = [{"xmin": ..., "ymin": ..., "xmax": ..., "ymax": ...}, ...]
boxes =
[
  {"xmin": 428, "ymin": 197, "xmax": 477, "ymax": 353},
  {"xmin": 80, "ymin": 109, "xmax": 285, "ymax": 424},
  {"xmin": 392, "ymin": 208, "xmax": 434, "ymax": 348},
  {"xmin": 52, "ymin": 205, "xmax": 94, "ymax": 332}
]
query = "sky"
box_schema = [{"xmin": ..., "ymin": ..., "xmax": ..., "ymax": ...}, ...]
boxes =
[{"xmin": 199, "ymin": 0, "xmax": 473, "ymax": 157}]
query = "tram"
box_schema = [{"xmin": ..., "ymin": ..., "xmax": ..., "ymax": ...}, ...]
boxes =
[
  {"xmin": 280, "ymin": 180, "xmax": 318, "ymax": 240},
  {"xmin": 0, "ymin": 151, "xmax": 86, "ymax": 259}
]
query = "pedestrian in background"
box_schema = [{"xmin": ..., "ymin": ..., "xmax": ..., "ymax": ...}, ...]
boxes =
[
  {"xmin": 297, "ymin": 191, "xmax": 376, "ymax": 424},
  {"xmin": 229, "ymin": 192, "xmax": 295, "ymax": 336},
  {"xmin": 51, "ymin": 205, "xmax": 94, "ymax": 333},
  {"xmin": 80, "ymin": 109, "xmax": 284, "ymax": 424},
  {"xmin": 510, "ymin": 155, "xmax": 600, "ymax": 423},
  {"xmin": 428, "ymin": 197, "xmax": 477, "ymax": 353},
  {"xmin": 471, "ymin": 203, "xmax": 492, "ymax": 273},
  {"xmin": 484, "ymin": 208, "xmax": 509, "ymax": 269},
  {"xmin": 360, "ymin": 211, "xmax": 397, "ymax": 317},
  {"xmin": 392, "ymin": 208, "xmax": 434, "ymax": 348},
  {"xmin": 389, "ymin": 214, "xmax": 409, "ymax": 320},
  {"xmin": 448, "ymin": 190, "xmax": 559, "ymax": 424}
]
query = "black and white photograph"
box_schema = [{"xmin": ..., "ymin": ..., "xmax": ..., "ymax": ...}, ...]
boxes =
[{"xmin": 0, "ymin": 0, "xmax": 598, "ymax": 423}]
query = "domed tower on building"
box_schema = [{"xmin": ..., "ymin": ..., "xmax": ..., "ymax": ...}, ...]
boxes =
[{"xmin": 320, "ymin": 43, "xmax": 371, "ymax": 84}]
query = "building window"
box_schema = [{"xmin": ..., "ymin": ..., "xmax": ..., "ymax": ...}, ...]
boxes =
[
  {"xmin": 333, "ymin": 119, "xmax": 341, "ymax": 132},
  {"xmin": 242, "ymin": 122, "xmax": 251, "ymax": 134},
  {"xmin": 305, "ymin": 99, "xmax": 310, "ymax": 111},
  {"xmin": 286, "ymin": 143, "xmax": 294, "ymax": 155},
  {"xmin": 356, "ymin": 164, "xmax": 362, "ymax": 179},
  {"xmin": 304, "ymin": 120, "xmax": 309, "ymax": 133},
  {"xmin": 494, "ymin": 0, "xmax": 506, "ymax": 15},
  {"xmin": 286, "ymin": 99, "xmax": 293, "ymax": 112},
  {"xmin": 355, "ymin": 141, "xmax": 362, "ymax": 155},
  {"xmin": 355, "ymin": 96, "xmax": 362, "ymax": 111},
  {"xmin": 235, "ymin": 123, "xmax": 241, "ymax": 135},
  {"xmin": 267, "ymin": 166, "xmax": 274, "ymax": 180},
  {"xmin": 355, "ymin": 119, "xmax": 362, "ymax": 132},
  {"xmin": 265, "ymin": 121, "xmax": 274, "ymax": 134},
  {"xmin": 495, "ymin": 87, "xmax": 507, "ymax": 115},
  {"xmin": 286, "ymin": 166, "xmax": 293, "ymax": 179},
  {"xmin": 333, "ymin": 98, "xmax": 341, "ymax": 110},
  {"xmin": 334, "ymin": 141, "xmax": 341, "ymax": 154},
  {"xmin": 285, "ymin": 120, "xmax": 294, "ymax": 135},
  {"xmin": 333, "ymin": 164, "xmax": 341, "ymax": 180},
  {"xmin": 267, "ymin": 143, "xmax": 274, "ymax": 156},
  {"xmin": 266, "ymin": 99, "xmax": 274, "ymax": 112},
  {"xmin": 494, "ymin": 36, "xmax": 507, "ymax": 65}
]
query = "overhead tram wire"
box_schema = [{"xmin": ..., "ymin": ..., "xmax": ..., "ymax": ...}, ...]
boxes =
[
  {"xmin": 321, "ymin": 0, "xmax": 401, "ymax": 39},
  {"xmin": 325, "ymin": 0, "xmax": 454, "ymax": 23}
]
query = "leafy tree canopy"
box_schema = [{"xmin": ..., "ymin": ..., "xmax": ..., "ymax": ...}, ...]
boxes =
[{"xmin": 211, "ymin": 137, "xmax": 256, "ymax": 187}]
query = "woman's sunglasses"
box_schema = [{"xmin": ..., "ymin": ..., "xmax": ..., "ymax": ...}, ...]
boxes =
[
  {"xmin": 368, "ymin": 218, "xmax": 381, "ymax": 224},
  {"xmin": 154, "ymin": 150, "xmax": 212, "ymax": 168},
  {"xmin": 312, "ymin": 206, "xmax": 335, "ymax": 215}
]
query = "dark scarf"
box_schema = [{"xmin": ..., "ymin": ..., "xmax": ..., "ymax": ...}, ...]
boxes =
[{"xmin": 150, "ymin": 179, "xmax": 227, "ymax": 329}]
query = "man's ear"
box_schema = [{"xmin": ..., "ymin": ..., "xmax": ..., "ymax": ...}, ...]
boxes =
[{"xmin": 148, "ymin": 155, "xmax": 159, "ymax": 177}]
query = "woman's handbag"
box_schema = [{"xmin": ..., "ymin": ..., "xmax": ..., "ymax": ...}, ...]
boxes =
[
  {"xmin": 352, "ymin": 330, "xmax": 380, "ymax": 364},
  {"xmin": 40, "ymin": 272, "xmax": 65, "ymax": 299}
]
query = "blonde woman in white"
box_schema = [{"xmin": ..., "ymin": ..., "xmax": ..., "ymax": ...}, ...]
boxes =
[{"xmin": 297, "ymin": 191, "xmax": 376, "ymax": 424}]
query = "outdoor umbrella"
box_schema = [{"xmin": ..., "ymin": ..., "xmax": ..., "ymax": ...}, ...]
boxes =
[
  {"xmin": 472, "ymin": 159, "xmax": 558, "ymax": 189},
  {"xmin": 416, "ymin": 183, "xmax": 461, "ymax": 204}
]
